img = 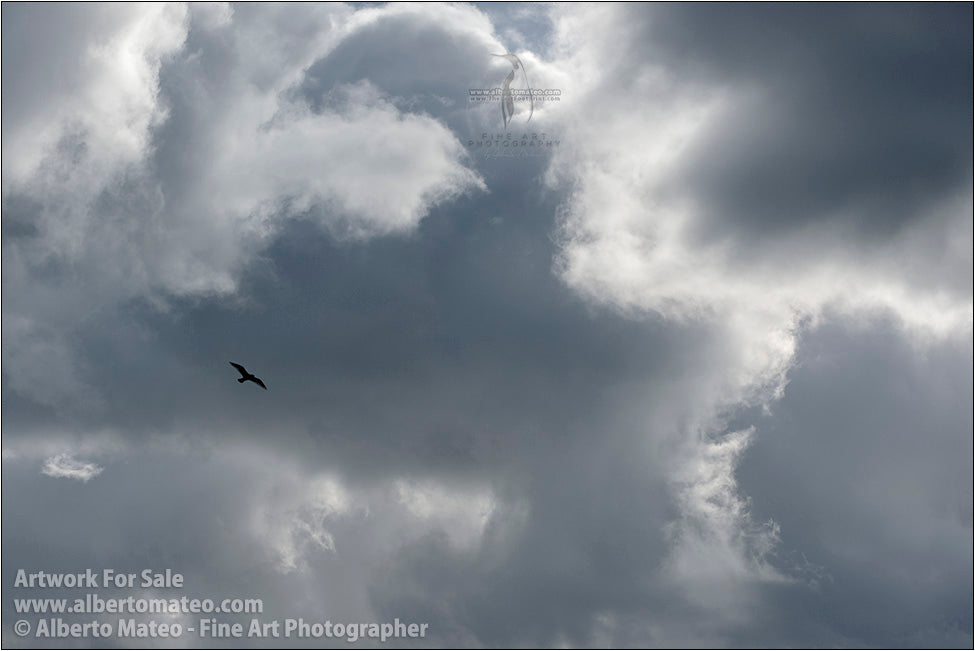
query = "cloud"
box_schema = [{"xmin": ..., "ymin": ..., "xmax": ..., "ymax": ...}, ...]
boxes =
[
  {"xmin": 395, "ymin": 479, "xmax": 496, "ymax": 550},
  {"xmin": 40, "ymin": 453, "xmax": 104, "ymax": 482},
  {"xmin": 1, "ymin": 3, "xmax": 188, "ymax": 186},
  {"xmin": 548, "ymin": 4, "xmax": 972, "ymax": 330},
  {"xmin": 546, "ymin": 4, "xmax": 972, "ymax": 332},
  {"xmin": 542, "ymin": 0, "xmax": 972, "ymax": 632},
  {"xmin": 2, "ymin": 2, "xmax": 486, "ymax": 410},
  {"xmin": 251, "ymin": 474, "xmax": 350, "ymax": 572},
  {"xmin": 200, "ymin": 80, "xmax": 485, "ymax": 242},
  {"xmin": 1, "ymin": 3, "xmax": 971, "ymax": 648},
  {"xmin": 733, "ymin": 317, "xmax": 973, "ymax": 647}
]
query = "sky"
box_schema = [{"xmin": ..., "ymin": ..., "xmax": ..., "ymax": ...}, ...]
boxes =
[{"xmin": 1, "ymin": 2, "xmax": 972, "ymax": 648}]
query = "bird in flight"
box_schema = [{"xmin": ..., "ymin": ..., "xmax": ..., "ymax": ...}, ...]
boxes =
[{"xmin": 229, "ymin": 362, "xmax": 267, "ymax": 390}]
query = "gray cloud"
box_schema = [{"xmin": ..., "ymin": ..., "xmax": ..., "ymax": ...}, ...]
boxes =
[
  {"xmin": 2, "ymin": 2, "xmax": 486, "ymax": 413},
  {"xmin": 734, "ymin": 317, "xmax": 973, "ymax": 647},
  {"xmin": 650, "ymin": 4, "xmax": 973, "ymax": 249},
  {"xmin": 2, "ymin": 3, "xmax": 971, "ymax": 649}
]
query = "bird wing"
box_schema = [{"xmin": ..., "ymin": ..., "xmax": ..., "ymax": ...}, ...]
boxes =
[
  {"xmin": 229, "ymin": 362, "xmax": 247, "ymax": 375},
  {"xmin": 253, "ymin": 377, "xmax": 267, "ymax": 390}
]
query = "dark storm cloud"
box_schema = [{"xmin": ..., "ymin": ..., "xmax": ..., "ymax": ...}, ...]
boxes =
[
  {"xmin": 5, "ymin": 154, "xmax": 699, "ymax": 476},
  {"xmin": 2, "ymin": 3, "xmax": 971, "ymax": 649},
  {"xmin": 2, "ymin": 76, "xmax": 705, "ymax": 648},
  {"xmin": 735, "ymin": 317, "xmax": 973, "ymax": 648},
  {"xmin": 542, "ymin": 2, "xmax": 971, "ymax": 646},
  {"xmin": 642, "ymin": 3, "xmax": 973, "ymax": 244}
]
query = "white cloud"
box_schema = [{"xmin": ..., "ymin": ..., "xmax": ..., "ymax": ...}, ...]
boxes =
[
  {"xmin": 663, "ymin": 428, "xmax": 789, "ymax": 621},
  {"xmin": 41, "ymin": 453, "xmax": 104, "ymax": 482},
  {"xmin": 395, "ymin": 478, "xmax": 496, "ymax": 550},
  {"xmin": 251, "ymin": 474, "xmax": 351, "ymax": 572},
  {"xmin": 2, "ymin": 3, "xmax": 488, "ymax": 408},
  {"xmin": 1, "ymin": 4, "xmax": 188, "ymax": 187},
  {"xmin": 543, "ymin": 1, "xmax": 972, "ymax": 614},
  {"xmin": 218, "ymin": 445, "xmax": 499, "ymax": 572},
  {"xmin": 545, "ymin": 4, "xmax": 971, "ymax": 332},
  {"xmin": 201, "ymin": 81, "xmax": 485, "ymax": 243}
]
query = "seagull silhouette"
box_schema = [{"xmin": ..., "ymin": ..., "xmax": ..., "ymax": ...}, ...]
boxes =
[{"xmin": 229, "ymin": 362, "xmax": 267, "ymax": 390}]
